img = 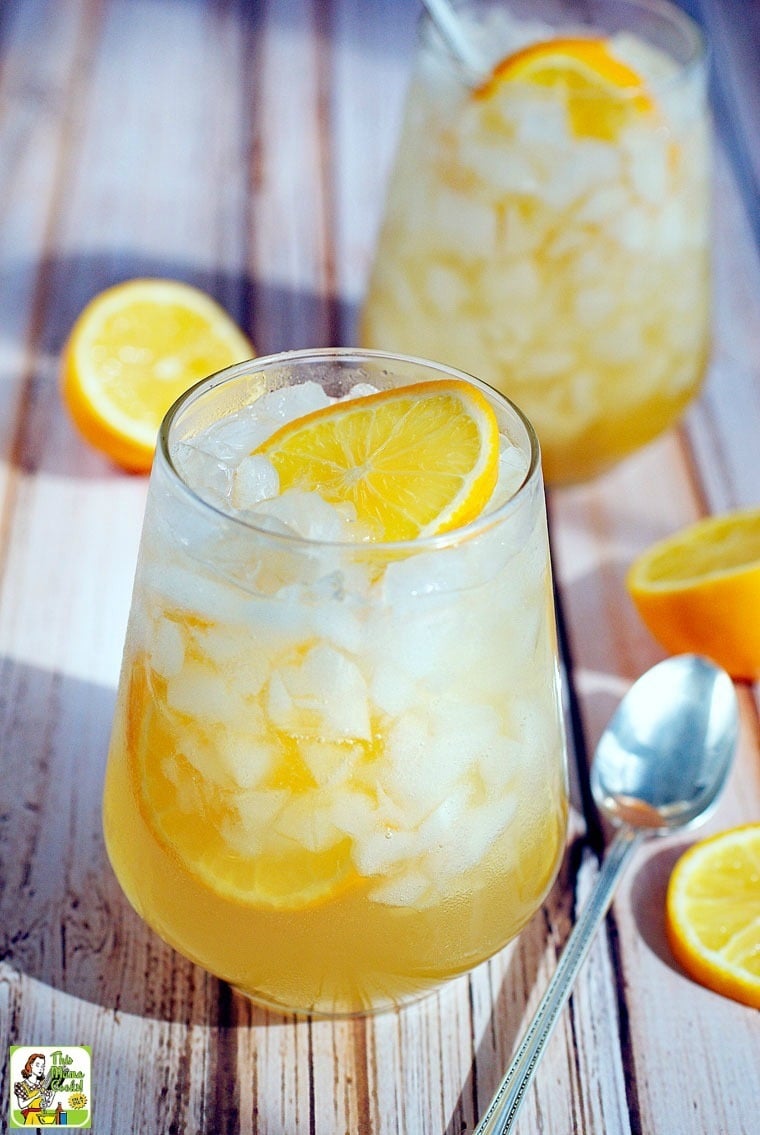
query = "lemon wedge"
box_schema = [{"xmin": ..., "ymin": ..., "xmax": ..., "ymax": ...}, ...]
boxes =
[
  {"xmin": 479, "ymin": 37, "xmax": 653, "ymax": 141},
  {"xmin": 61, "ymin": 278, "xmax": 253, "ymax": 472},
  {"xmin": 627, "ymin": 507, "xmax": 760, "ymax": 681},
  {"xmin": 666, "ymin": 824, "xmax": 760, "ymax": 1010},
  {"xmin": 255, "ymin": 379, "xmax": 501, "ymax": 541}
]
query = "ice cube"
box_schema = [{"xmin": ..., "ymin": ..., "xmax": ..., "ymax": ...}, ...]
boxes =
[
  {"xmin": 149, "ymin": 617, "xmax": 186, "ymax": 678},
  {"xmin": 250, "ymin": 489, "xmax": 350, "ymax": 542},
  {"xmin": 426, "ymin": 792, "xmax": 517, "ymax": 876},
  {"xmin": 266, "ymin": 644, "xmax": 371, "ymax": 740},
  {"xmin": 477, "ymin": 736, "xmax": 524, "ymax": 794},
  {"xmin": 304, "ymin": 574, "xmax": 369, "ymax": 652},
  {"xmin": 221, "ymin": 788, "xmax": 289, "ymax": 855},
  {"xmin": 299, "ymin": 739, "xmax": 362, "ymax": 788},
  {"xmin": 181, "ymin": 723, "xmax": 276, "ymax": 790},
  {"xmin": 369, "ymin": 870, "xmax": 431, "ymax": 907},
  {"xmin": 500, "ymin": 201, "xmax": 546, "ymax": 256},
  {"xmin": 574, "ymin": 183, "xmax": 629, "ymax": 228},
  {"xmin": 200, "ymin": 407, "xmax": 267, "ymax": 461},
  {"xmin": 173, "ymin": 439, "xmax": 233, "ymax": 504},
  {"xmin": 431, "ymin": 702, "xmax": 504, "ymax": 782},
  {"xmin": 616, "ymin": 204, "xmax": 655, "ymax": 251},
  {"xmin": 218, "ymin": 727, "xmax": 277, "ymax": 789},
  {"xmin": 629, "ymin": 137, "xmax": 670, "ymax": 205},
  {"xmin": 166, "ymin": 660, "xmax": 230, "ymax": 723},
  {"xmin": 231, "ymin": 455, "xmax": 279, "ymax": 510},
  {"xmin": 237, "ymin": 598, "xmax": 316, "ymax": 658},
  {"xmin": 142, "ymin": 560, "xmax": 242, "ymax": 625},
  {"xmin": 592, "ymin": 317, "xmax": 644, "ymax": 365},
  {"xmin": 382, "ymin": 541, "xmax": 507, "ymax": 610},
  {"xmin": 352, "ymin": 825, "xmax": 419, "ymax": 875},
  {"xmin": 652, "ymin": 198, "xmax": 689, "ymax": 254},
  {"xmin": 494, "ymin": 439, "xmax": 529, "ymax": 502},
  {"xmin": 245, "ymin": 381, "xmax": 332, "ymax": 449},
  {"xmin": 510, "ymin": 95, "xmax": 569, "ymax": 147},
  {"xmin": 381, "ymin": 712, "xmax": 462, "ymax": 818},
  {"xmin": 344, "ymin": 383, "xmax": 380, "ymax": 400},
  {"xmin": 573, "ymin": 284, "xmax": 617, "ymax": 328},
  {"xmin": 541, "ymin": 144, "xmax": 622, "ymax": 210},
  {"xmin": 524, "ymin": 346, "xmax": 578, "ymax": 382},
  {"xmin": 430, "ymin": 188, "xmax": 497, "ymax": 260},
  {"xmin": 467, "ymin": 139, "xmax": 539, "ymax": 198},
  {"xmin": 499, "ymin": 260, "xmax": 542, "ymax": 305},
  {"xmin": 204, "ymin": 382, "xmax": 333, "ymax": 459},
  {"xmin": 162, "ymin": 752, "xmax": 205, "ymax": 814},
  {"xmin": 273, "ymin": 792, "xmax": 346, "ymax": 852},
  {"xmin": 369, "ymin": 661, "xmax": 420, "ymax": 717},
  {"xmin": 426, "ymin": 263, "xmax": 468, "ymax": 316},
  {"xmin": 190, "ymin": 623, "xmax": 269, "ymax": 695},
  {"xmin": 416, "ymin": 782, "xmax": 470, "ymax": 846},
  {"xmin": 370, "ymin": 595, "xmax": 495, "ymax": 693},
  {"xmin": 325, "ymin": 786, "xmax": 382, "ymax": 842}
]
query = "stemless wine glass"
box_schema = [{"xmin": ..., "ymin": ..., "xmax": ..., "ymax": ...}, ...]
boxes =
[
  {"xmin": 103, "ymin": 348, "xmax": 568, "ymax": 1016},
  {"xmin": 360, "ymin": 0, "xmax": 711, "ymax": 485}
]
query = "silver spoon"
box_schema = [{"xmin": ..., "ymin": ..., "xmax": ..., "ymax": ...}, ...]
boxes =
[{"xmin": 475, "ymin": 654, "xmax": 739, "ymax": 1135}]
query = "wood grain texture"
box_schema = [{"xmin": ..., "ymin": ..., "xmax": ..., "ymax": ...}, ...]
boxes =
[{"xmin": 0, "ymin": 1, "xmax": 758, "ymax": 1133}]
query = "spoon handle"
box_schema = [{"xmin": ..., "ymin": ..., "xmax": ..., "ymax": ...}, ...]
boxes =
[
  {"xmin": 420, "ymin": 0, "xmax": 488, "ymax": 80},
  {"xmin": 474, "ymin": 826, "xmax": 644, "ymax": 1135}
]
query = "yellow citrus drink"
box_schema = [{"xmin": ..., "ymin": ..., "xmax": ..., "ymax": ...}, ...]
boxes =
[
  {"xmin": 103, "ymin": 350, "xmax": 568, "ymax": 1015},
  {"xmin": 360, "ymin": 0, "xmax": 710, "ymax": 484}
]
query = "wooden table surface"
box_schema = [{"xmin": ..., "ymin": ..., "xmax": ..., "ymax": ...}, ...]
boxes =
[{"xmin": 1, "ymin": 1, "xmax": 758, "ymax": 1132}]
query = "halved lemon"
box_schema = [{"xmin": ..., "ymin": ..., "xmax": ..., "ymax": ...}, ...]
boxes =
[
  {"xmin": 626, "ymin": 507, "xmax": 760, "ymax": 681},
  {"xmin": 126, "ymin": 659, "xmax": 359, "ymax": 911},
  {"xmin": 666, "ymin": 824, "xmax": 760, "ymax": 1009},
  {"xmin": 61, "ymin": 278, "xmax": 253, "ymax": 472},
  {"xmin": 478, "ymin": 37, "xmax": 653, "ymax": 141},
  {"xmin": 255, "ymin": 379, "xmax": 501, "ymax": 541}
]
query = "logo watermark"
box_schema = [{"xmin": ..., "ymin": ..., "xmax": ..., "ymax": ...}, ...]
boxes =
[{"xmin": 8, "ymin": 1046, "xmax": 92, "ymax": 1128}]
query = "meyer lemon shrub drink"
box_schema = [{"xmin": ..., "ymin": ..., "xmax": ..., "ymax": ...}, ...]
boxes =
[
  {"xmin": 103, "ymin": 349, "xmax": 568, "ymax": 1015},
  {"xmin": 360, "ymin": 0, "xmax": 711, "ymax": 484}
]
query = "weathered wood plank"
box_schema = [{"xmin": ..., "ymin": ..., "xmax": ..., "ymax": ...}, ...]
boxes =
[
  {"xmin": 546, "ymin": 136, "xmax": 760, "ymax": 1133},
  {"xmin": 328, "ymin": 0, "xmax": 417, "ymax": 341},
  {"xmin": 685, "ymin": 148, "xmax": 760, "ymax": 511}
]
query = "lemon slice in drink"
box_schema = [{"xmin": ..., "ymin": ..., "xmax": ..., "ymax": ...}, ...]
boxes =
[
  {"xmin": 126, "ymin": 661, "xmax": 359, "ymax": 911},
  {"xmin": 666, "ymin": 824, "xmax": 760, "ymax": 1010},
  {"xmin": 61, "ymin": 278, "xmax": 253, "ymax": 472},
  {"xmin": 255, "ymin": 379, "xmax": 501, "ymax": 541},
  {"xmin": 479, "ymin": 37, "xmax": 653, "ymax": 141},
  {"xmin": 626, "ymin": 507, "xmax": 760, "ymax": 681}
]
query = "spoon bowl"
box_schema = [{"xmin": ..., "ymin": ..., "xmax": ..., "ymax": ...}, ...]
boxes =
[
  {"xmin": 592, "ymin": 653, "xmax": 738, "ymax": 831},
  {"xmin": 476, "ymin": 654, "xmax": 739, "ymax": 1135}
]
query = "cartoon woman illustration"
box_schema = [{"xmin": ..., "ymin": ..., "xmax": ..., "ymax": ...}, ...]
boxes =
[{"xmin": 13, "ymin": 1053, "xmax": 53, "ymax": 1125}]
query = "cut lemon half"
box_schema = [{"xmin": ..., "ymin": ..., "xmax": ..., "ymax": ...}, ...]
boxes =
[
  {"xmin": 255, "ymin": 379, "xmax": 501, "ymax": 541},
  {"xmin": 666, "ymin": 824, "xmax": 760, "ymax": 1009},
  {"xmin": 126, "ymin": 659, "xmax": 359, "ymax": 911},
  {"xmin": 626, "ymin": 507, "xmax": 760, "ymax": 681},
  {"xmin": 61, "ymin": 278, "xmax": 254, "ymax": 472},
  {"xmin": 479, "ymin": 37, "xmax": 653, "ymax": 141}
]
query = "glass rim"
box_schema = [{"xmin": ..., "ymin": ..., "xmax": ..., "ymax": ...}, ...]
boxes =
[
  {"xmin": 419, "ymin": 0, "xmax": 707, "ymax": 94},
  {"xmin": 157, "ymin": 346, "xmax": 542, "ymax": 553}
]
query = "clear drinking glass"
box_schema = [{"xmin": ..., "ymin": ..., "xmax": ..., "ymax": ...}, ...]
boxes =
[
  {"xmin": 103, "ymin": 348, "xmax": 568, "ymax": 1016},
  {"xmin": 360, "ymin": 0, "xmax": 711, "ymax": 485}
]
